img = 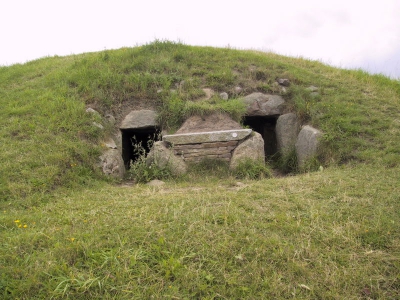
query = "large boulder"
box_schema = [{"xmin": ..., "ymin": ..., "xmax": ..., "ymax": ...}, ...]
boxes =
[
  {"xmin": 146, "ymin": 142, "xmax": 187, "ymax": 176},
  {"xmin": 175, "ymin": 113, "xmax": 242, "ymax": 134},
  {"xmin": 99, "ymin": 149, "xmax": 125, "ymax": 178},
  {"xmin": 275, "ymin": 113, "xmax": 300, "ymax": 156},
  {"xmin": 120, "ymin": 110, "xmax": 157, "ymax": 129},
  {"xmin": 295, "ymin": 125, "xmax": 322, "ymax": 166},
  {"xmin": 230, "ymin": 132, "xmax": 265, "ymax": 169},
  {"xmin": 242, "ymin": 93, "xmax": 285, "ymax": 116}
]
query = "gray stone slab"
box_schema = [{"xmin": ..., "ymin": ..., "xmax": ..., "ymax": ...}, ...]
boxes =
[
  {"xmin": 163, "ymin": 129, "xmax": 252, "ymax": 145},
  {"xmin": 295, "ymin": 125, "xmax": 322, "ymax": 166},
  {"xmin": 120, "ymin": 110, "xmax": 158, "ymax": 129}
]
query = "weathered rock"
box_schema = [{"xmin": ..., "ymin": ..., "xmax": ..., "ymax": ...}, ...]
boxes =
[
  {"xmin": 276, "ymin": 113, "xmax": 300, "ymax": 156},
  {"xmin": 120, "ymin": 110, "xmax": 157, "ymax": 129},
  {"xmin": 220, "ymin": 92, "xmax": 229, "ymax": 100},
  {"xmin": 99, "ymin": 149, "xmax": 125, "ymax": 178},
  {"xmin": 146, "ymin": 141, "xmax": 187, "ymax": 176},
  {"xmin": 230, "ymin": 132, "xmax": 265, "ymax": 169},
  {"xmin": 242, "ymin": 93, "xmax": 285, "ymax": 116},
  {"xmin": 295, "ymin": 125, "xmax": 322, "ymax": 166},
  {"xmin": 164, "ymin": 129, "xmax": 252, "ymax": 145},
  {"xmin": 277, "ymin": 78, "xmax": 290, "ymax": 86},
  {"xmin": 175, "ymin": 113, "xmax": 242, "ymax": 134}
]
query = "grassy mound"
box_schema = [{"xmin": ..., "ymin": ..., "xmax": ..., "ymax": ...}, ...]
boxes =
[{"xmin": 0, "ymin": 41, "xmax": 399, "ymax": 298}]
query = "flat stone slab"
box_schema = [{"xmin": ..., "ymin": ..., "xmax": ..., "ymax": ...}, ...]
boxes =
[
  {"xmin": 163, "ymin": 129, "xmax": 252, "ymax": 145},
  {"xmin": 120, "ymin": 110, "xmax": 157, "ymax": 129}
]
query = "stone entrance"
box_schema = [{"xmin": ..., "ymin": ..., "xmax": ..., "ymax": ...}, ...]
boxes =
[
  {"xmin": 242, "ymin": 115, "xmax": 278, "ymax": 158},
  {"xmin": 121, "ymin": 128, "xmax": 161, "ymax": 169},
  {"xmin": 119, "ymin": 109, "xmax": 160, "ymax": 169}
]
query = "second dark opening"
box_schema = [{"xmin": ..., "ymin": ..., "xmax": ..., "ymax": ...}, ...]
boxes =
[
  {"xmin": 242, "ymin": 115, "xmax": 278, "ymax": 158},
  {"xmin": 121, "ymin": 127, "xmax": 161, "ymax": 169}
]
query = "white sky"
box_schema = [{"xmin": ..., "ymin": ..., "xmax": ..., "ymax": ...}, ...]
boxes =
[{"xmin": 1, "ymin": 0, "xmax": 399, "ymax": 78}]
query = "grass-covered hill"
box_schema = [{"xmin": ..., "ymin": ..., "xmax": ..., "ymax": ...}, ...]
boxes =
[{"xmin": 0, "ymin": 41, "xmax": 399, "ymax": 299}]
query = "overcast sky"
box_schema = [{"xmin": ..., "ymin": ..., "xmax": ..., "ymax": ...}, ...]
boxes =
[{"xmin": 1, "ymin": 0, "xmax": 399, "ymax": 78}]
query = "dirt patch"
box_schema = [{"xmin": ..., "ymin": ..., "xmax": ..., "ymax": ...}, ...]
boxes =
[{"xmin": 175, "ymin": 113, "xmax": 242, "ymax": 134}]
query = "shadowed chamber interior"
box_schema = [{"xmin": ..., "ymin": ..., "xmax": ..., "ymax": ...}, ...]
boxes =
[
  {"xmin": 242, "ymin": 116, "xmax": 278, "ymax": 158},
  {"xmin": 121, "ymin": 127, "xmax": 161, "ymax": 169}
]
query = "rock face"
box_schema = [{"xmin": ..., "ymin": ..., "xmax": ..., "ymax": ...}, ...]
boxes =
[
  {"xmin": 295, "ymin": 125, "xmax": 322, "ymax": 166},
  {"xmin": 243, "ymin": 93, "xmax": 285, "ymax": 116},
  {"xmin": 230, "ymin": 132, "xmax": 265, "ymax": 169},
  {"xmin": 275, "ymin": 113, "xmax": 300, "ymax": 156},
  {"xmin": 99, "ymin": 149, "xmax": 125, "ymax": 178},
  {"xmin": 146, "ymin": 141, "xmax": 187, "ymax": 176},
  {"xmin": 120, "ymin": 110, "xmax": 158, "ymax": 129}
]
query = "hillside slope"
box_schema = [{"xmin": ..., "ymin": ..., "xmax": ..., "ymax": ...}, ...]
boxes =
[
  {"xmin": 0, "ymin": 40, "xmax": 399, "ymax": 200},
  {"xmin": 0, "ymin": 41, "xmax": 399, "ymax": 299}
]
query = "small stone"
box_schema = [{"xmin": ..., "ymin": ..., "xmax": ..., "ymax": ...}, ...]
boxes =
[
  {"xmin": 220, "ymin": 92, "xmax": 229, "ymax": 100},
  {"xmin": 147, "ymin": 179, "xmax": 165, "ymax": 187},
  {"xmin": 105, "ymin": 114, "xmax": 116, "ymax": 125},
  {"xmin": 86, "ymin": 107, "xmax": 100, "ymax": 115},
  {"xmin": 202, "ymin": 88, "xmax": 215, "ymax": 100},
  {"xmin": 234, "ymin": 86, "xmax": 243, "ymax": 94},
  {"xmin": 277, "ymin": 78, "xmax": 290, "ymax": 87},
  {"xmin": 306, "ymin": 86, "xmax": 318, "ymax": 92},
  {"xmin": 104, "ymin": 138, "xmax": 117, "ymax": 149},
  {"xmin": 93, "ymin": 122, "xmax": 104, "ymax": 129}
]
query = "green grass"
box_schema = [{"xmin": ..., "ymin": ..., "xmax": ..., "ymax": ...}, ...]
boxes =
[
  {"xmin": 1, "ymin": 166, "xmax": 399, "ymax": 299},
  {"xmin": 1, "ymin": 40, "xmax": 399, "ymax": 298}
]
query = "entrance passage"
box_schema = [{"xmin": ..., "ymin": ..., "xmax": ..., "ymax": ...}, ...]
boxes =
[
  {"xmin": 242, "ymin": 116, "xmax": 278, "ymax": 158},
  {"xmin": 121, "ymin": 127, "xmax": 161, "ymax": 169}
]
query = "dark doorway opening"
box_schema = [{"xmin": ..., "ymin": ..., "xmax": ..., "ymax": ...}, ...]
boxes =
[
  {"xmin": 242, "ymin": 116, "xmax": 278, "ymax": 158},
  {"xmin": 121, "ymin": 127, "xmax": 161, "ymax": 169}
]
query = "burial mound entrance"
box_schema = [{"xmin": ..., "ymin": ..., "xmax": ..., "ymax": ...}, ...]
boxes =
[
  {"xmin": 242, "ymin": 115, "xmax": 278, "ymax": 158},
  {"xmin": 121, "ymin": 127, "xmax": 161, "ymax": 169}
]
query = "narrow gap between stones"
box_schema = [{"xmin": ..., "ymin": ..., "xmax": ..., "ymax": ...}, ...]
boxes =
[
  {"xmin": 242, "ymin": 115, "xmax": 278, "ymax": 159},
  {"xmin": 121, "ymin": 127, "xmax": 161, "ymax": 169}
]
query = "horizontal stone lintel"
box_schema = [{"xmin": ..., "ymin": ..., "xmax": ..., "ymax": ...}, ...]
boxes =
[
  {"xmin": 173, "ymin": 140, "xmax": 238, "ymax": 151},
  {"xmin": 163, "ymin": 129, "xmax": 252, "ymax": 145}
]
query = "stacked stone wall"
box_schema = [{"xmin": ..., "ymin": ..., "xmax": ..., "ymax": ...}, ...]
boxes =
[{"xmin": 172, "ymin": 141, "xmax": 239, "ymax": 162}]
